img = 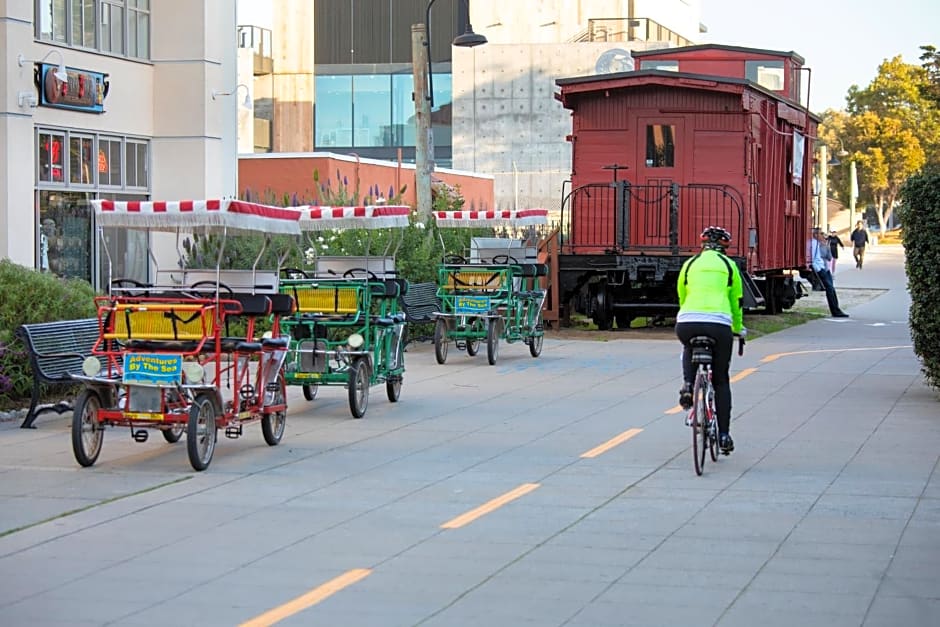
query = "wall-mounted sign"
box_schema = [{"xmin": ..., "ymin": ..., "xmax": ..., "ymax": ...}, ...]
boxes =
[{"xmin": 38, "ymin": 63, "xmax": 109, "ymax": 114}]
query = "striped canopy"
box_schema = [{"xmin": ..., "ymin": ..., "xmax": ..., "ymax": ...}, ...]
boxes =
[
  {"xmin": 92, "ymin": 199, "xmax": 302, "ymax": 235},
  {"xmin": 433, "ymin": 209, "xmax": 548, "ymax": 228},
  {"xmin": 297, "ymin": 205, "xmax": 411, "ymax": 231}
]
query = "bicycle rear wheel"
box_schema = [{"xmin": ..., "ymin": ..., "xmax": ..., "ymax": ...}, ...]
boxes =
[
  {"xmin": 707, "ymin": 389, "xmax": 719, "ymax": 462},
  {"xmin": 692, "ymin": 371, "xmax": 708, "ymax": 475}
]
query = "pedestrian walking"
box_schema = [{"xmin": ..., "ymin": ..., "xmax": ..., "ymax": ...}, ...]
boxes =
[
  {"xmin": 827, "ymin": 228, "xmax": 844, "ymax": 274},
  {"xmin": 850, "ymin": 220, "xmax": 870, "ymax": 269}
]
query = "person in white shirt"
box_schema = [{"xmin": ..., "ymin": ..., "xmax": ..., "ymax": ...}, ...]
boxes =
[{"xmin": 808, "ymin": 227, "xmax": 848, "ymax": 318}]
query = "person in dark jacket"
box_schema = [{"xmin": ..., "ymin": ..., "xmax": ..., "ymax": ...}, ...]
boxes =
[
  {"xmin": 827, "ymin": 228, "xmax": 845, "ymax": 273},
  {"xmin": 850, "ymin": 220, "xmax": 870, "ymax": 269}
]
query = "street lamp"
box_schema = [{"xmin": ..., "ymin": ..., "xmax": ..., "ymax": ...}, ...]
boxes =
[{"xmin": 412, "ymin": 0, "xmax": 487, "ymax": 216}]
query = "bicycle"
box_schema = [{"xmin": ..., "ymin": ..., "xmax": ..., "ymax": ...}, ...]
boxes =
[{"xmin": 687, "ymin": 334, "xmax": 744, "ymax": 476}]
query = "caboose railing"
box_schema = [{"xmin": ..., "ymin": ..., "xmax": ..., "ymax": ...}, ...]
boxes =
[{"xmin": 560, "ymin": 182, "xmax": 745, "ymax": 256}]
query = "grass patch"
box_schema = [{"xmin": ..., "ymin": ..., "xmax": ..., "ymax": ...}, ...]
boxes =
[{"xmin": 745, "ymin": 308, "xmax": 827, "ymax": 338}]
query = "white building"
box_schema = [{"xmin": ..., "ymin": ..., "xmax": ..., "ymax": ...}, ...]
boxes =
[
  {"xmin": 454, "ymin": 0, "xmax": 704, "ymax": 215},
  {"xmin": 0, "ymin": 0, "xmax": 239, "ymax": 287}
]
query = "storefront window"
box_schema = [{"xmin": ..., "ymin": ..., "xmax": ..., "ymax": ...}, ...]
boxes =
[
  {"xmin": 125, "ymin": 141, "xmax": 148, "ymax": 188},
  {"xmin": 99, "ymin": 137, "xmax": 123, "ymax": 186},
  {"xmin": 316, "ymin": 75, "xmax": 353, "ymax": 147},
  {"xmin": 69, "ymin": 135, "xmax": 95, "ymax": 185},
  {"xmin": 98, "ymin": 192, "xmax": 149, "ymax": 287},
  {"xmin": 390, "ymin": 74, "xmax": 416, "ymax": 147},
  {"xmin": 38, "ymin": 191, "xmax": 94, "ymax": 282},
  {"xmin": 38, "ymin": 131, "xmax": 66, "ymax": 183}
]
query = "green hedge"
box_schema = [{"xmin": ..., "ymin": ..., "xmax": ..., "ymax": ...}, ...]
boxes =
[
  {"xmin": 0, "ymin": 260, "xmax": 97, "ymax": 407},
  {"xmin": 898, "ymin": 170, "xmax": 940, "ymax": 391}
]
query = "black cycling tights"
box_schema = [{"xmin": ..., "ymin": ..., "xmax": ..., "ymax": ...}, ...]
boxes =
[{"xmin": 676, "ymin": 322, "xmax": 733, "ymax": 433}]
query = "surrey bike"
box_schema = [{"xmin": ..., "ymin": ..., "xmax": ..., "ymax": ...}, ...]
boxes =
[
  {"xmin": 431, "ymin": 209, "xmax": 549, "ymax": 366},
  {"xmin": 278, "ymin": 205, "xmax": 411, "ymax": 418},
  {"xmin": 74, "ymin": 199, "xmax": 300, "ymax": 471},
  {"xmin": 688, "ymin": 334, "xmax": 745, "ymax": 476}
]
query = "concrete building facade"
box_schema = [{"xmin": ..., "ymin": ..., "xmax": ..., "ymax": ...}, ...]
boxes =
[{"xmin": 0, "ymin": 0, "xmax": 238, "ymax": 287}]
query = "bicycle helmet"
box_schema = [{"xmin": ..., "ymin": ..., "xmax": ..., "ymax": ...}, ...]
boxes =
[{"xmin": 700, "ymin": 226, "xmax": 731, "ymax": 251}]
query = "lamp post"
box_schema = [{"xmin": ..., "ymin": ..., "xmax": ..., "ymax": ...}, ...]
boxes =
[{"xmin": 412, "ymin": 0, "xmax": 487, "ymax": 217}]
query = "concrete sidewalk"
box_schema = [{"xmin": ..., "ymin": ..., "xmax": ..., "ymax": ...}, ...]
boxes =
[{"xmin": 0, "ymin": 244, "xmax": 936, "ymax": 627}]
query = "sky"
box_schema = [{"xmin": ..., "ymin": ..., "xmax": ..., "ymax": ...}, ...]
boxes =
[{"xmin": 701, "ymin": 0, "xmax": 939, "ymax": 113}]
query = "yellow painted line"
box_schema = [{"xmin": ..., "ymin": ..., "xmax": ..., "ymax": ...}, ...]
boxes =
[
  {"xmin": 580, "ymin": 428, "xmax": 644, "ymax": 458},
  {"xmin": 761, "ymin": 345, "xmax": 912, "ymax": 363},
  {"xmin": 664, "ymin": 405, "xmax": 684, "ymax": 415},
  {"xmin": 729, "ymin": 367, "xmax": 757, "ymax": 383},
  {"xmin": 240, "ymin": 568, "xmax": 371, "ymax": 627},
  {"xmin": 441, "ymin": 483, "xmax": 540, "ymax": 529}
]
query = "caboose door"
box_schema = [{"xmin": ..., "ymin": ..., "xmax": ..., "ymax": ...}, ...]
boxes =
[{"xmin": 631, "ymin": 117, "xmax": 685, "ymax": 249}]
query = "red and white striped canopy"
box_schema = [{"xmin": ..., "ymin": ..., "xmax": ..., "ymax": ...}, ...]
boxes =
[
  {"xmin": 297, "ymin": 205, "xmax": 411, "ymax": 231},
  {"xmin": 92, "ymin": 199, "xmax": 302, "ymax": 235},
  {"xmin": 433, "ymin": 209, "xmax": 548, "ymax": 228}
]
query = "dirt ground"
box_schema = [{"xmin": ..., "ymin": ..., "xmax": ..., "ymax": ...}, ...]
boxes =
[{"xmin": 544, "ymin": 286, "xmax": 888, "ymax": 341}]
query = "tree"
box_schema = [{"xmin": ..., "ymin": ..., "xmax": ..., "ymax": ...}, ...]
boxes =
[
  {"xmin": 836, "ymin": 56, "xmax": 940, "ymax": 229},
  {"xmin": 920, "ymin": 45, "xmax": 940, "ymax": 107}
]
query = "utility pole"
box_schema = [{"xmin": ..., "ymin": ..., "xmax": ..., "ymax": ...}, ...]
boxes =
[
  {"xmin": 848, "ymin": 160, "xmax": 858, "ymax": 229},
  {"xmin": 411, "ymin": 23, "xmax": 433, "ymax": 217},
  {"xmin": 818, "ymin": 145, "xmax": 828, "ymax": 232}
]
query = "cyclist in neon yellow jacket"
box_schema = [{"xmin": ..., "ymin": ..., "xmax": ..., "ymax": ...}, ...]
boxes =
[{"xmin": 676, "ymin": 226, "xmax": 744, "ymax": 455}]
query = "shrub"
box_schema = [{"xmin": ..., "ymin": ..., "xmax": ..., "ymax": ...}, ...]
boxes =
[
  {"xmin": 0, "ymin": 259, "xmax": 97, "ymax": 408},
  {"xmin": 897, "ymin": 170, "xmax": 940, "ymax": 391}
]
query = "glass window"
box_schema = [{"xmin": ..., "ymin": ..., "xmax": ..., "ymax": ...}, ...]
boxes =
[
  {"xmin": 351, "ymin": 75, "xmax": 391, "ymax": 147},
  {"xmin": 38, "ymin": 0, "xmax": 68, "ymax": 43},
  {"xmin": 746, "ymin": 60, "xmax": 785, "ymax": 91},
  {"xmin": 430, "ymin": 73, "xmax": 452, "ymax": 149},
  {"xmin": 125, "ymin": 141, "xmax": 148, "ymax": 188},
  {"xmin": 70, "ymin": 0, "xmax": 96, "ymax": 47},
  {"xmin": 390, "ymin": 74, "xmax": 416, "ymax": 147},
  {"xmin": 101, "ymin": 1, "xmax": 125, "ymax": 55},
  {"xmin": 69, "ymin": 135, "xmax": 95, "ymax": 185},
  {"xmin": 38, "ymin": 131, "xmax": 66, "ymax": 183},
  {"xmin": 645, "ymin": 124, "xmax": 676, "ymax": 168},
  {"xmin": 38, "ymin": 190, "xmax": 94, "ymax": 281},
  {"xmin": 128, "ymin": 2, "xmax": 149, "ymax": 59},
  {"xmin": 315, "ymin": 75, "xmax": 353, "ymax": 147},
  {"xmin": 99, "ymin": 137, "xmax": 122, "ymax": 186},
  {"xmin": 639, "ymin": 60, "xmax": 679, "ymax": 72},
  {"xmin": 98, "ymin": 192, "xmax": 149, "ymax": 287}
]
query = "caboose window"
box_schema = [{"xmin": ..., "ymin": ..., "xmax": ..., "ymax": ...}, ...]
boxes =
[
  {"xmin": 645, "ymin": 125, "xmax": 676, "ymax": 168},
  {"xmin": 639, "ymin": 60, "xmax": 679, "ymax": 72},
  {"xmin": 745, "ymin": 60, "xmax": 785, "ymax": 91}
]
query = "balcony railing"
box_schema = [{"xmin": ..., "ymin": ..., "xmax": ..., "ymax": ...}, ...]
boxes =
[
  {"xmin": 237, "ymin": 25, "xmax": 273, "ymax": 76},
  {"xmin": 569, "ymin": 17, "xmax": 693, "ymax": 47}
]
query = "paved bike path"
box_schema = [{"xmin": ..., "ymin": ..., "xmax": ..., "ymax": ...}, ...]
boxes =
[{"xmin": 0, "ymin": 244, "xmax": 936, "ymax": 626}]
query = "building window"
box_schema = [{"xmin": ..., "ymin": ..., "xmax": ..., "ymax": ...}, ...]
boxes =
[
  {"xmin": 36, "ymin": 0, "xmax": 149, "ymax": 60},
  {"xmin": 69, "ymin": 135, "xmax": 95, "ymax": 184},
  {"xmin": 125, "ymin": 140, "xmax": 148, "ymax": 188},
  {"xmin": 38, "ymin": 131, "xmax": 66, "ymax": 183},
  {"xmin": 645, "ymin": 124, "xmax": 676, "ymax": 168}
]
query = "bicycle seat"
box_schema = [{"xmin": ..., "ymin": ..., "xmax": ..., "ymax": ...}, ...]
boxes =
[{"xmin": 689, "ymin": 336, "xmax": 715, "ymax": 365}]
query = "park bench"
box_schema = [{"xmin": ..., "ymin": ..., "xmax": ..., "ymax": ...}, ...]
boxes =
[{"xmin": 14, "ymin": 318, "xmax": 100, "ymax": 429}]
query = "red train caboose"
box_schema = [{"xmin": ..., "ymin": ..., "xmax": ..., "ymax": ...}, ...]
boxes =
[{"xmin": 552, "ymin": 44, "xmax": 819, "ymax": 329}]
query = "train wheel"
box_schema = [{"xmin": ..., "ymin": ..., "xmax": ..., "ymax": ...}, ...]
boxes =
[
  {"xmin": 72, "ymin": 390, "xmax": 104, "ymax": 467},
  {"xmin": 615, "ymin": 312, "xmax": 634, "ymax": 330},
  {"xmin": 348, "ymin": 358, "xmax": 370, "ymax": 418},
  {"xmin": 162, "ymin": 423, "xmax": 184, "ymax": 443},
  {"xmin": 433, "ymin": 318, "xmax": 449, "ymax": 364},
  {"xmin": 262, "ymin": 376, "xmax": 287, "ymax": 446},
  {"xmin": 302, "ymin": 384, "xmax": 318, "ymax": 401},
  {"xmin": 187, "ymin": 394, "xmax": 217, "ymax": 471},
  {"xmin": 486, "ymin": 318, "xmax": 500, "ymax": 365},
  {"xmin": 591, "ymin": 289, "xmax": 612, "ymax": 330}
]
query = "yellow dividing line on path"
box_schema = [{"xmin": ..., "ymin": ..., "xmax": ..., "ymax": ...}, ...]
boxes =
[
  {"xmin": 580, "ymin": 428, "xmax": 643, "ymax": 458},
  {"xmin": 663, "ymin": 368, "xmax": 757, "ymax": 414},
  {"xmin": 441, "ymin": 483, "xmax": 540, "ymax": 529},
  {"xmin": 240, "ymin": 568, "xmax": 372, "ymax": 627},
  {"xmin": 761, "ymin": 345, "xmax": 912, "ymax": 363}
]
